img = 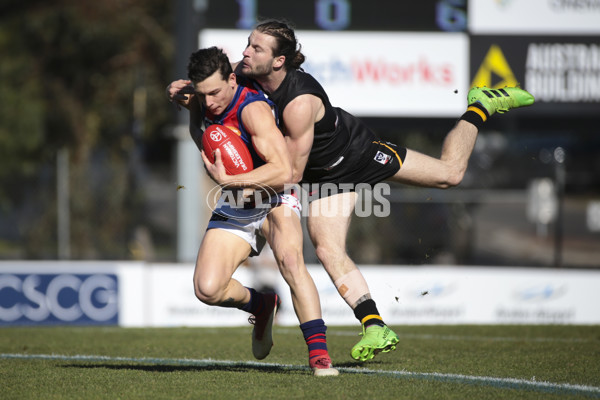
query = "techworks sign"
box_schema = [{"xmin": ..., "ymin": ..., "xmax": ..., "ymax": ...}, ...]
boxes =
[{"xmin": 201, "ymin": 30, "xmax": 469, "ymax": 118}]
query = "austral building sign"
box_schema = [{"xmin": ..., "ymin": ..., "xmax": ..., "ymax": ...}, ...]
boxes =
[
  {"xmin": 525, "ymin": 42, "xmax": 600, "ymax": 103},
  {"xmin": 471, "ymin": 36, "xmax": 600, "ymax": 116}
]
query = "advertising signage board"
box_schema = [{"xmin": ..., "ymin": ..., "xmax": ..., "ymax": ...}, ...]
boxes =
[{"xmin": 471, "ymin": 36, "xmax": 600, "ymax": 116}]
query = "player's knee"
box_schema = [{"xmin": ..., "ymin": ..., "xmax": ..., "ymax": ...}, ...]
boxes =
[
  {"xmin": 194, "ymin": 278, "xmax": 223, "ymax": 306},
  {"xmin": 314, "ymin": 244, "xmax": 346, "ymax": 270},
  {"xmin": 275, "ymin": 247, "xmax": 302, "ymax": 275}
]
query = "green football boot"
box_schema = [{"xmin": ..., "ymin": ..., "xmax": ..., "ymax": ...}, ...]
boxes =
[
  {"xmin": 468, "ymin": 86, "xmax": 535, "ymax": 116},
  {"xmin": 350, "ymin": 325, "xmax": 400, "ymax": 362}
]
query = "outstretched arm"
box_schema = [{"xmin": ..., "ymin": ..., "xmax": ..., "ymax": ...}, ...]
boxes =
[{"xmin": 166, "ymin": 79, "xmax": 195, "ymax": 110}]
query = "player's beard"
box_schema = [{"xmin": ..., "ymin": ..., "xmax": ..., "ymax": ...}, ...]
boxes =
[{"xmin": 242, "ymin": 61, "xmax": 272, "ymax": 80}]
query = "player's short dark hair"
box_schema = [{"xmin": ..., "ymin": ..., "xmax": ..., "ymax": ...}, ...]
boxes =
[
  {"xmin": 187, "ymin": 46, "xmax": 233, "ymax": 83},
  {"xmin": 255, "ymin": 20, "xmax": 305, "ymax": 70}
]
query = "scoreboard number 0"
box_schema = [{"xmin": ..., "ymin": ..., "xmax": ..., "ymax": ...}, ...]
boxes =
[{"xmin": 235, "ymin": 0, "xmax": 351, "ymax": 30}]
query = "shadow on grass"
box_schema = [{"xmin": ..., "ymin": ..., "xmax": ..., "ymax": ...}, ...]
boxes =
[
  {"xmin": 61, "ymin": 362, "xmax": 306, "ymax": 375},
  {"xmin": 333, "ymin": 360, "xmax": 381, "ymax": 368},
  {"xmin": 60, "ymin": 358, "xmax": 387, "ymax": 375},
  {"xmin": 61, "ymin": 356, "xmax": 382, "ymax": 369}
]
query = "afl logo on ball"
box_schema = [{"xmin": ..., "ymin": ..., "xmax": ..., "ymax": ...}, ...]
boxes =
[{"xmin": 209, "ymin": 128, "xmax": 224, "ymax": 142}]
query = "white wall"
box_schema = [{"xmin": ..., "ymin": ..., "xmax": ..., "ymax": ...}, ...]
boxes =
[
  {"xmin": 2, "ymin": 261, "xmax": 598, "ymax": 327},
  {"xmin": 469, "ymin": 0, "xmax": 600, "ymax": 35}
]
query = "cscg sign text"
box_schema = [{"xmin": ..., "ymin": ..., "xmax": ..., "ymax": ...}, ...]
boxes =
[{"xmin": 0, "ymin": 274, "xmax": 119, "ymax": 325}]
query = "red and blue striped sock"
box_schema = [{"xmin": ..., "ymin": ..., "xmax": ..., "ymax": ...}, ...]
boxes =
[{"xmin": 300, "ymin": 319, "xmax": 329, "ymax": 361}]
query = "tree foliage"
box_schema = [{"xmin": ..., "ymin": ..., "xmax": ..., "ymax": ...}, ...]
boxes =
[{"xmin": 0, "ymin": 0, "xmax": 174, "ymax": 258}]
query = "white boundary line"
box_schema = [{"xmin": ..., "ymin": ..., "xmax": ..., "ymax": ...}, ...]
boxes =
[{"xmin": 2, "ymin": 353, "xmax": 600, "ymax": 397}]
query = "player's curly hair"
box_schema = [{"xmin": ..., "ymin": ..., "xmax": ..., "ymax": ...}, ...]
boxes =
[
  {"xmin": 255, "ymin": 19, "xmax": 305, "ymax": 70},
  {"xmin": 188, "ymin": 46, "xmax": 233, "ymax": 83}
]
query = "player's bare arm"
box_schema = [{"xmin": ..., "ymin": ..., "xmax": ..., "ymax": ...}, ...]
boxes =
[
  {"xmin": 166, "ymin": 79, "xmax": 194, "ymax": 109},
  {"xmin": 281, "ymin": 94, "xmax": 323, "ymax": 183},
  {"xmin": 202, "ymin": 101, "xmax": 292, "ymax": 192}
]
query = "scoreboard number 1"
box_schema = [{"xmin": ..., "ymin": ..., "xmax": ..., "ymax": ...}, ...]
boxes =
[{"xmin": 236, "ymin": 0, "xmax": 351, "ymax": 30}]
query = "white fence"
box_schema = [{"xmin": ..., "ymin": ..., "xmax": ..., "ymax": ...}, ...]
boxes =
[{"xmin": 1, "ymin": 261, "xmax": 598, "ymax": 327}]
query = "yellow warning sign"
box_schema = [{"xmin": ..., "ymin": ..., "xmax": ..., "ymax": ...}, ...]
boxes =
[{"xmin": 471, "ymin": 45, "xmax": 518, "ymax": 88}]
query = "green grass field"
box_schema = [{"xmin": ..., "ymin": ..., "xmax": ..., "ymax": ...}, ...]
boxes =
[{"xmin": 1, "ymin": 325, "xmax": 599, "ymax": 399}]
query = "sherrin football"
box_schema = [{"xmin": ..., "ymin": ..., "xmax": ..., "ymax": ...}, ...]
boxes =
[{"xmin": 202, "ymin": 124, "xmax": 254, "ymax": 175}]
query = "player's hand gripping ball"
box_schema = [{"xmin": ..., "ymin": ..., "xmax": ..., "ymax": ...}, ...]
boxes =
[{"xmin": 202, "ymin": 124, "xmax": 254, "ymax": 175}]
